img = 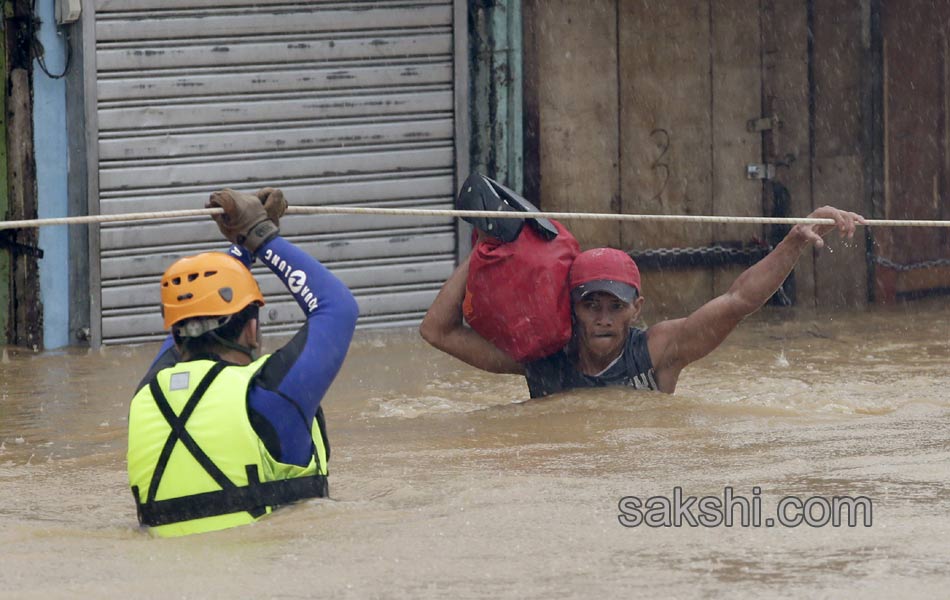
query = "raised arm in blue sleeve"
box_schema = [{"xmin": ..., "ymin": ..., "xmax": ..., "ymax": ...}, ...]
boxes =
[{"xmin": 247, "ymin": 235, "xmax": 359, "ymax": 466}]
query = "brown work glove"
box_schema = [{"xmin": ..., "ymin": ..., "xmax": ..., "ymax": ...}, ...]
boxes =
[
  {"xmin": 254, "ymin": 187, "xmax": 287, "ymax": 227},
  {"xmin": 207, "ymin": 188, "xmax": 279, "ymax": 253}
]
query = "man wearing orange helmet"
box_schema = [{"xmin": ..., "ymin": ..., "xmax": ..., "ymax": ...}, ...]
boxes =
[{"xmin": 127, "ymin": 187, "xmax": 359, "ymax": 537}]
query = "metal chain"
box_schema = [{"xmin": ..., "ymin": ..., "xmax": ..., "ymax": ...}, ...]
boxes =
[
  {"xmin": 637, "ymin": 247, "xmax": 950, "ymax": 273},
  {"xmin": 872, "ymin": 255, "xmax": 950, "ymax": 272},
  {"xmin": 633, "ymin": 245, "xmax": 770, "ymax": 259},
  {"xmin": 635, "ymin": 245, "xmax": 950, "ymax": 276}
]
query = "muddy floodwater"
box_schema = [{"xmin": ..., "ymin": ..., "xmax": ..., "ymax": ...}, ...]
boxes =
[{"xmin": 1, "ymin": 301, "xmax": 949, "ymax": 598}]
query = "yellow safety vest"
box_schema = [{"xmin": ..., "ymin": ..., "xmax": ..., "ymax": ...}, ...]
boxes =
[{"xmin": 127, "ymin": 356, "xmax": 329, "ymax": 537}]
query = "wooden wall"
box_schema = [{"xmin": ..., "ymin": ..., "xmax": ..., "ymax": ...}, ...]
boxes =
[
  {"xmin": 523, "ymin": 0, "xmax": 620, "ymax": 250},
  {"xmin": 4, "ymin": 4, "xmax": 42, "ymax": 347},
  {"xmin": 619, "ymin": 1, "xmax": 716, "ymax": 316},
  {"xmin": 877, "ymin": 0, "xmax": 950, "ymax": 300},
  {"xmin": 763, "ymin": 0, "xmax": 814, "ymax": 303},
  {"xmin": 811, "ymin": 0, "xmax": 871, "ymax": 308},
  {"xmin": 523, "ymin": 0, "xmax": 890, "ymax": 318}
]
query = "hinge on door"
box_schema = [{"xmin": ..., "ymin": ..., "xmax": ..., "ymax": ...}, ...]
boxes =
[
  {"xmin": 746, "ymin": 163, "xmax": 776, "ymax": 180},
  {"xmin": 746, "ymin": 115, "xmax": 781, "ymax": 133}
]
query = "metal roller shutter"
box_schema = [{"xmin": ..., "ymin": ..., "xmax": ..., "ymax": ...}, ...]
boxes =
[{"xmin": 90, "ymin": 0, "xmax": 461, "ymax": 344}]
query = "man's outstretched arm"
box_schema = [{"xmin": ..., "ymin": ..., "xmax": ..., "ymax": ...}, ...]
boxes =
[
  {"xmin": 420, "ymin": 255, "xmax": 525, "ymax": 375},
  {"xmin": 647, "ymin": 205, "xmax": 866, "ymax": 390}
]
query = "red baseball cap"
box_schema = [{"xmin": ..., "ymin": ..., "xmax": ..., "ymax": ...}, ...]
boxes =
[{"xmin": 569, "ymin": 248, "xmax": 641, "ymax": 304}]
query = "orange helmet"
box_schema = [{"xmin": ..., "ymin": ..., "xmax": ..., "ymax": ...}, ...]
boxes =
[{"xmin": 160, "ymin": 252, "xmax": 264, "ymax": 330}]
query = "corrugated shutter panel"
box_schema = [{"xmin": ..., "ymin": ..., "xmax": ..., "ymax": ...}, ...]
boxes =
[{"xmin": 93, "ymin": 0, "xmax": 458, "ymax": 344}]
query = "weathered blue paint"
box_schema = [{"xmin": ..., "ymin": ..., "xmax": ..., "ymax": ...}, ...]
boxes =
[{"xmin": 34, "ymin": 1, "xmax": 70, "ymax": 349}]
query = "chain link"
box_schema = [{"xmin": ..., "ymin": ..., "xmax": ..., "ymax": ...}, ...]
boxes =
[
  {"xmin": 630, "ymin": 244, "xmax": 773, "ymax": 269},
  {"xmin": 633, "ymin": 245, "xmax": 771, "ymax": 260},
  {"xmin": 872, "ymin": 255, "xmax": 950, "ymax": 272},
  {"xmin": 634, "ymin": 247, "xmax": 950, "ymax": 273}
]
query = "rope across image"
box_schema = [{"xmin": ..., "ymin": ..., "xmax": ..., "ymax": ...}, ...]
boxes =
[{"xmin": 1, "ymin": 205, "xmax": 949, "ymax": 230}]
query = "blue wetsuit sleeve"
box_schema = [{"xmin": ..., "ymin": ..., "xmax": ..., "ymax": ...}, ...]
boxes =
[
  {"xmin": 149, "ymin": 335, "xmax": 177, "ymax": 370},
  {"xmin": 136, "ymin": 335, "xmax": 179, "ymax": 392},
  {"xmin": 225, "ymin": 243, "xmax": 256, "ymax": 268},
  {"xmin": 247, "ymin": 235, "xmax": 359, "ymax": 466}
]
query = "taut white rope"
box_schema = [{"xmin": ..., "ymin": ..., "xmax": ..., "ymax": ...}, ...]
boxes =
[{"xmin": 0, "ymin": 205, "xmax": 948, "ymax": 230}]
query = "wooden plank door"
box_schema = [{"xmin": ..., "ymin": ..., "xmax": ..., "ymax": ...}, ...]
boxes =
[
  {"xmin": 523, "ymin": 0, "xmax": 622, "ymax": 249},
  {"xmin": 876, "ymin": 0, "xmax": 950, "ymax": 301},
  {"xmin": 621, "ymin": 0, "xmax": 765, "ymax": 317},
  {"xmin": 526, "ymin": 0, "xmax": 769, "ymax": 318}
]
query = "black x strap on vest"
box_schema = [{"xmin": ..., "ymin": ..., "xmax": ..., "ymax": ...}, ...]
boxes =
[{"xmin": 132, "ymin": 362, "xmax": 328, "ymax": 528}]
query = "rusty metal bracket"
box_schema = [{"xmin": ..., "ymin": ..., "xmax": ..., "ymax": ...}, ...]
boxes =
[
  {"xmin": 746, "ymin": 115, "xmax": 782, "ymax": 132},
  {"xmin": 746, "ymin": 163, "xmax": 776, "ymax": 180},
  {"xmin": 0, "ymin": 230, "xmax": 44, "ymax": 258}
]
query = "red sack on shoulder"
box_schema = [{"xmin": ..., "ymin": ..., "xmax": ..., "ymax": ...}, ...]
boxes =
[{"xmin": 463, "ymin": 220, "xmax": 580, "ymax": 362}]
